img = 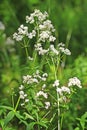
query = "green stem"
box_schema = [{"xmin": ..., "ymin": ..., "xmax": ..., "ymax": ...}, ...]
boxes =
[
  {"xmin": 36, "ymin": 113, "xmax": 40, "ymax": 130},
  {"xmin": 14, "ymin": 97, "xmax": 20, "ymax": 111},
  {"xmin": 62, "ymin": 29, "xmax": 72, "ymax": 68},
  {"xmin": 51, "ymin": 57, "xmax": 61, "ymax": 130},
  {"xmin": 25, "ymin": 46, "xmax": 29, "ymax": 58},
  {"xmin": 57, "ymin": 91, "xmax": 61, "ymax": 130}
]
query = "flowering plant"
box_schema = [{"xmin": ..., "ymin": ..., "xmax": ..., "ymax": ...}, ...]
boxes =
[{"xmin": 0, "ymin": 9, "xmax": 82, "ymax": 130}]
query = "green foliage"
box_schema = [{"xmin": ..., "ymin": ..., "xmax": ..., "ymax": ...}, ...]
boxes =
[{"xmin": 0, "ymin": 0, "xmax": 87, "ymax": 130}]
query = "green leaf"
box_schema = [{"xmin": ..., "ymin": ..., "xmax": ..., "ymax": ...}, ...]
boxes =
[
  {"xmin": 26, "ymin": 122, "xmax": 36, "ymax": 130},
  {"xmin": 28, "ymin": 0, "xmax": 39, "ymax": 4},
  {"xmin": 15, "ymin": 111, "xmax": 24, "ymax": 120},
  {"xmin": 74, "ymin": 128, "xmax": 80, "ymax": 130},
  {"xmin": 36, "ymin": 121, "xmax": 48, "ymax": 128},
  {"xmin": 4, "ymin": 111, "xmax": 15, "ymax": 126},
  {"xmin": 77, "ymin": 112, "xmax": 87, "ymax": 130},
  {"xmin": 0, "ymin": 105, "xmax": 13, "ymax": 111},
  {"xmin": 24, "ymin": 112, "xmax": 35, "ymax": 121}
]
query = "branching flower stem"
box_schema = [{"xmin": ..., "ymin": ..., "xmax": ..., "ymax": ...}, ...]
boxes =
[
  {"xmin": 14, "ymin": 97, "xmax": 20, "ymax": 111},
  {"xmin": 51, "ymin": 57, "xmax": 61, "ymax": 130}
]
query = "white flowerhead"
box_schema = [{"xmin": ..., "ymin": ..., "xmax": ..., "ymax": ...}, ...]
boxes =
[
  {"xmin": 56, "ymin": 88, "xmax": 62, "ymax": 95},
  {"xmin": 36, "ymin": 91, "xmax": 48, "ymax": 99},
  {"xmin": 45, "ymin": 102, "xmax": 50, "ymax": 109},
  {"xmin": 53, "ymin": 80, "xmax": 60, "ymax": 87},
  {"xmin": 25, "ymin": 99, "xmax": 29, "ymax": 103},
  {"xmin": 68, "ymin": 77, "xmax": 82, "ymax": 88},
  {"xmin": 19, "ymin": 85, "xmax": 24, "ymax": 90},
  {"xmin": 61, "ymin": 86, "xmax": 70, "ymax": 94}
]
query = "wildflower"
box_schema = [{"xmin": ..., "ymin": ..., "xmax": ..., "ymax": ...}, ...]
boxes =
[
  {"xmin": 56, "ymin": 88, "xmax": 62, "ymax": 95},
  {"xmin": 27, "ymin": 30, "xmax": 36, "ymax": 39},
  {"xmin": 0, "ymin": 21, "xmax": 5, "ymax": 30},
  {"xmin": 28, "ymin": 56, "xmax": 33, "ymax": 61},
  {"xmin": 19, "ymin": 90, "xmax": 25, "ymax": 99},
  {"xmin": 64, "ymin": 48, "xmax": 71, "ymax": 55},
  {"xmin": 61, "ymin": 86, "xmax": 70, "ymax": 94},
  {"xmin": 39, "ymin": 31, "xmax": 51, "ymax": 42},
  {"xmin": 36, "ymin": 91, "xmax": 48, "ymax": 99},
  {"xmin": 13, "ymin": 33, "xmax": 23, "ymax": 41},
  {"xmin": 25, "ymin": 99, "xmax": 29, "ymax": 103},
  {"xmin": 59, "ymin": 47, "xmax": 71, "ymax": 55},
  {"xmin": 13, "ymin": 24, "xmax": 28, "ymax": 41},
  {"xmin": 68, "ymin": 77, "xmax": 82, "ymax": 88},
  {"xmin": 49, "ymin": 35, "xmax": 56, "ymax": 42},
  {"xmin": 26, "ymin": 15, "xmax": 34, "ymax": 24},
  {"xmin": 23, "ymin": 75, "xmax": 38, "ymax": 84},
  {"xmin": 26, "ymin": 9, "xmax": 48, "ymax": 24},
  {"xmin": 45, "ymin": 102, "xmax": 50, "ymax": 109},
  {"xmin": 19, "ymin": 85, "xmax": 24, "ymax": 90},
  {"xmin": 53, "ymin": 80, "xmax": 60, "ymax": 87},
  {"xmin": 6, "ymin": 37, "xmax": 15, "ymax": 45},
  {"xmin": 35, "ymin": 43, "xmax": 49, "ymax": 55},
  {"xmin": 58, "ymin": 42, "xmax": 65, "ymax": 47},
  {"xmin": 18, "ymin": 24, "xmax": 28, "ymax": 35},
  {"xmin": 42, "ymin": 73, "xmax": 48, "ymax": 77},
  {"xmin": 50, "ymin": 45, "xmax": 59, "ymax": 55},
  {"xmin": 42, "ymin": 84, "xmax": 46, "ymax": 90}
]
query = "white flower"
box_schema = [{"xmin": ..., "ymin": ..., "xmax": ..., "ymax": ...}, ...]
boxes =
[
  {"xmin": 18, "ymin": 24, "xmax": 28, "ymax": 35},
  {"xmin": 6, "ymin": 37, "xmax": 14, "ymax": 45},
  {"xmin": 68, "ymin": 77, "xmax": 82, "ymax": 88},
  {"xmin": 13, "ymin": 33, "xmax": 23, "ymax": 41},
  {"xmin": 61, "ymin": 86, "xmax": 70, "ymax": 94},
  {"xmin": 38, "ymin": 48, "xmax": 49, "ymax": 55},
  {"xmin": 19, "ymin": 90, "xmax": 25, "ymax": 99},
  {"xmin": 45, "ymin": 102, "xmax": 50, "ymax": 109},
  {"xmin": 28, "ymin": 56, "xmax": 33, "ymax": 61},
  {"xmin": 21, "ymin": 103, "xmax": 25, "ymax": 106},
  {"xmin": 39, "ymin": 31, "xmax": 51, "ymax": 42},
  {"xmin": 53, "ymin": 80, "xmax": 60, "ymax": 87},
  {"xmin": 19, "ymin": 90, "xmax": 24, "ymax": 95},
  {"xmin": 13, "ymin": 24, "xmax": 28, "ymax": 41},
  {"xmin": 50, "ymin": 45, "xmax": 59, "ymax": 55},
  {"xmin": 59, "ymin": 47, "xmax": 71, "ymax": 55},
  {"xmin": 56, "ymin": 88, "xmax": 62, "ymax": 95},
  {"xmin": 42, "ymin": 73, "xmax": 48, "ymax": 77},
  {"xmin": 36, "ymin": 91, "xmax": 48, "ymax": 99},
  {"xmin": 0, "ymin": 21, "xmax": 5, "ymax": 30},
  {"xmin": 27, "ymin": 30, "xmax": 36, "ymax": 39},
  {"xmin": 64, "ymin": 48, "xmax": 71, "ymax": 55},
  {"xmin": 26, "ymin": 9, "xmax": 48, "ymax": 24},
  {"xmin": 19, "ymin": 85, "xmax": 24, "ymax": 90},
  {"xmin": 20, "ymin": 94, "xmax": 25, "ymax": 99},
  {"xmin": 49, "ymin": 36, "xmax": 56, "ymax": 42},
  {"xmin": 42, "ymin": 84, "xmax": 46, "ymax": 89},
  {"xmin": 26, "ymin": 15, "xmax": 34, "ymax": 24},
  {"xmin": 58, "ymin": 42, "xmax": 65, "ymax": 47},
  {"xmin": 25, "ymin": 99, "xmax": 29, "ymax": 103}
]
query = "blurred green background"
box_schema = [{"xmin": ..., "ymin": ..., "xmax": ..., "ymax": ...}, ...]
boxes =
[{"xmin": 0, "ymin": 0, "xmax": 87, "ymax": 130}]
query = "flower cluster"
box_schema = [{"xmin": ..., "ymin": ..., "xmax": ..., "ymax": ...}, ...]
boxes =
[
  {"xmin": 45, "ymin": 102, "xmax": 50, "ymax": 109},
  {"xmin": 23, "ymin": 70, "xmax": 48, "ymax": 85},
  {"xmin": 36, "ymin": 91, "xmax": 48, "ymax": 99},
  {"xmin": 58, "ymin": 42, "xmax": 71, "ymax": 55},
  {"xmin": 53, "ymin": 77, "xmax": 82, "ymax": 103},
  {"xmin": 68, "ymin": 77, "xmax": 82, "ymax": 88},
  {"xmin": 13, "ymin": 24, "xmax": 28, "ymax": 41},
  {"xmin": 13, "ymin": 9, "xmax": 55, "ymax": 43},
  {"xmin": 19, "ymin": 85, "xmax": 29, "ymax": 106},
  {"xmin": 34, "ymin": 43, "xmax": 49, "ymax": 55},
  {"xmin": 26, "ymin": 9, "xmax": 48, "ymax": 23},
  {"xmin": 53, "ymin": 80, "xmax": 60, "ymax": 87}
]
